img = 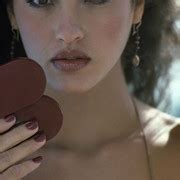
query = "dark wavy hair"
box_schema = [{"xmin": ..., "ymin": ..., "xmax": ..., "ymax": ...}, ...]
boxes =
[
  {"xmin": 0, "ymin": 0, "xmax": 179, "ymax": 107},
  {"xmin": 122, "ymin": 0, "xmax": 179, "ymax": 107}
]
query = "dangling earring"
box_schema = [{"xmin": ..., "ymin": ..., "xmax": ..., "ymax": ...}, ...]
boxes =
[
  {"xmin": 132, "ymin": 21, "xmax": 142, "ymax": 67},
  {"xmin": 10, "ymin": 27, "xmax": 20, "ymax": 59}
]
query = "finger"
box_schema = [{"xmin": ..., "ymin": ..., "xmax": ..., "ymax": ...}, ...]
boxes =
[
  {"xmin": 0, "ymin": 132, "xmax": 46, "ymax": 173},
  {"xmin": 0, "ymin": 156, "xmax": 43, "ymax": 180},
  {"xmin": 0, "ymin": 119, "xmax": 39, "ymax": 152},
  {"xmin": 0, "ymin": 115, "xmax": 16, "ymax": 134}
]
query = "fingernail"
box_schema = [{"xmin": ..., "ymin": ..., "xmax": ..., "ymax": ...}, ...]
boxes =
[
  {"xmin": 32, "ymin": 156, "xmax": 43, "ymax": 163},
  {"xmin": 4, "ymin": 115, "xmax": 16, "ymax": 123},
  {"xmin": 25, "ymin": 119, "xmax": 38, "ymax": 130},
  {"xmin": 34, "ymin": 132, "xmax": 46, "ymax": 142}
]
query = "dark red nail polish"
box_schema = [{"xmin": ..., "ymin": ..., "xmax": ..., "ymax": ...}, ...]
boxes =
[
  {"xmin": 4, "ymin": 115, "xmax": 16, "ymax": 123},
  {"xmin": 25, "ymin": 119, "xmax": 38, "ymax": 130},
  {"xmin": 32, "ymin": 156, "xmax": 43, "ymax": 163},
  {"xmin": 34, "ymin": 132, "xmax": 46, "ymax": 142}
]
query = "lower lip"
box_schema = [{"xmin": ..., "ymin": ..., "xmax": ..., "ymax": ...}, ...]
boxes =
[{"xmin": 52, "ymin": 59, "xmax": 91, "ymax": 72}]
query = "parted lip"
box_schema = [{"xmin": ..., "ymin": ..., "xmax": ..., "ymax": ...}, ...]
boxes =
[{"xmin": 51, "ymin": 49, "xmax": 91, "ymax": 61}]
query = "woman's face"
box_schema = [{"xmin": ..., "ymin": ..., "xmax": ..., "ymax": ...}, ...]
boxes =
[{"xmin": 8, "ymin": 0, "xmax": 144, "ymax": 94}]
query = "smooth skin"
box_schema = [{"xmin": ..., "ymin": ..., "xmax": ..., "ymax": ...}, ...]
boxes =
[{"xmin": 4, "ymin": 0, "xmax": 180, "ymax": 179}]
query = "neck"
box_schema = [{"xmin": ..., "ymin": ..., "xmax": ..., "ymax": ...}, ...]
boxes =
[{"xmin": 44, "ymin": 62, "xmax": 139, "ymax": 153}]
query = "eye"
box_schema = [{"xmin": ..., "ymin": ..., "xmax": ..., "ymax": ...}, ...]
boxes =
[
  {"xmin": 84, "ymin": 0, "xmax": 110, "ymax": 5},
  {"xmin": 26, "ymin": 0, "xmax": 53, "ymax": 8}
]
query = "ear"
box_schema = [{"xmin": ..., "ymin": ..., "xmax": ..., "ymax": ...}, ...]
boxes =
[
  {"xmin": 6, "ymin": 3, "xmax": 18, "ymax": 29},
  {"xmin": 132, "ymin": 0, "xmax": 145, "ymax": 24}
]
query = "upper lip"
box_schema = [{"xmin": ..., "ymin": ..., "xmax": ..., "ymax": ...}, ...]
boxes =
[{"xmin": 51, "ymin": 49, "xmax": 91, "ymax": 61}]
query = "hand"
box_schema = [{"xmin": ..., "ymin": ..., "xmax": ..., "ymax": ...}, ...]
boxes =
[{"xmin": 0, "ymin": 115, "xmax": 46, "ymax": 180}]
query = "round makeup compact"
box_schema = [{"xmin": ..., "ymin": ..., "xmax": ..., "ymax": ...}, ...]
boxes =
[{"xmin": 0, "ymin": 57, "xmax": 63, "ymax": 140}]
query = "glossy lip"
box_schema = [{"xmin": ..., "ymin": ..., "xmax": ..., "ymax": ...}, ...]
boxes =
[
  {"xmin": 51, "ymin": 49, "xmax": 92, "ymax": 61},
  {"xmin": 52, "ymin": 59, "xmax": 91, "ymax": 72}
]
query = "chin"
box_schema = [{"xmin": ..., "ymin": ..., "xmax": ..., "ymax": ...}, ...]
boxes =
[{"xmin": 48, "ymin": 81, "xmax": 96, "ymax": 95}]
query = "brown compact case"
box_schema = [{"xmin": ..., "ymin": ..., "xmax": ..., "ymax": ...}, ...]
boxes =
[{"xmin": 0, "ymin": 57, "xmax": 63, "ymax": 140}]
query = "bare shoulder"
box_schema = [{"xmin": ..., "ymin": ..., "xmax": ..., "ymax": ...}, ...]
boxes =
[
  {"xmin": 134, "ymin": 97, "xmax": 180, "ymax": 147},
  {"xmin": 134, "ymin": 98, "xmax": 180, "ymax": 180}
]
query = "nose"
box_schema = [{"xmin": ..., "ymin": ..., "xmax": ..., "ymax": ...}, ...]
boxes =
[{"xmin": 54, "ymin": 15, "xmax": 85, "ymax": 46}]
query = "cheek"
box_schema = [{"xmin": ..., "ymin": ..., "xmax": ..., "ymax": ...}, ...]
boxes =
[
  {"xmin": 95, "ymin": 15, "xmax": 131, "ymax": 60},
  {"xmin": 102, "ymin": 17, "xmax": 123, "ymax": 43},
  {"xmin": 14, "ymin": 8, "xmax": 49, "ymax": 60},
  {"xmin": 94, "ymin": 3, "xmax": 132, "ymax": 48}
]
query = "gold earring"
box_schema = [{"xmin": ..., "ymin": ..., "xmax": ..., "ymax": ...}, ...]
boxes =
[
  {"xmin": 132, "ymin": 21, "xmax": 142, "ymax": 67},
  {"xmin": 10, "ymin": 28, "xmax": 20, "ymax": 59},
  {"xmin": 12, "ymin": 27, "xmax": 20, "ymax": 42}
]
